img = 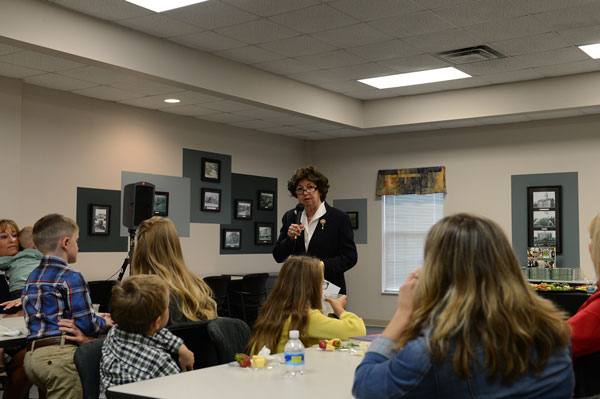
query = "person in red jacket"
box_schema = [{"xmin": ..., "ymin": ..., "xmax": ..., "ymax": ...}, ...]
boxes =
[{"xmin": 569, "ymin": 213, "xmax": 600, "ymax": 358}]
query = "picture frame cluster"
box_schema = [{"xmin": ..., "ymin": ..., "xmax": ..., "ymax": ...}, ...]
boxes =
[{"xmin": 527, "ymin": 186, "xmax": 562, "ymax": 253}]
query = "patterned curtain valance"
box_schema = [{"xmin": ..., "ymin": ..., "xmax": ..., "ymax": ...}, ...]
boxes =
[{"xmin": 376, "ymin": 166, "xmax": 446, "ymax": 196}]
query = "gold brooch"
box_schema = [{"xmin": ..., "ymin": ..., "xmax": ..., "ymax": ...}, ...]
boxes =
[{"xmin": 320, "ymin": 219, "xmax": 326, "ymax": 230}]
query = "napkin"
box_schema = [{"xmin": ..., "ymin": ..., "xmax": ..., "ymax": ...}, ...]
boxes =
[{"xmin": 0, "ymin": 325, "xmax": 25, "ymax": 337}]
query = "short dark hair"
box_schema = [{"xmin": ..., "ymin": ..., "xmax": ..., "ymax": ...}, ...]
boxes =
[
  {"xmin": 33, "ymin": 214, "xmax": 78, "ymax": 253},
  {"xmin": 287, "ymin": 166, "xmax": 329, "ymax": 201},
  {"xmin": 109, "ymin": 274, "xmax": 169, "ymax": 334}
]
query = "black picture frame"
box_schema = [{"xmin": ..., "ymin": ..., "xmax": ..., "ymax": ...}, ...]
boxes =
[
  {"xmin": 201, "ymin": 158, "xmax": 221, "ymax": 183},
  {"xmin": 255, "ymin": 222, "xmax": 274, "ymax": 245},
  {"xmin": 346, "ymin": 211, "xmax": 358, "ymax": 230},
  {"xmin": 154, "ymin": 191, "xmax": 169, "ymax": 217},
  {"xmin": 89, "ymin": 204, "xmax": 110, "ymax": 236},
  {"xmin": 527, "ymin": 186, "xmax": 562, "ymax": 253},
  {"xmin": 201, "ymin": 188, "xmax": 221, "ymax": 212},
  {"xmin": 234, "ymin": 199, "xmax": 253, "ymax": 220},
  {"xmin": 257, "ymin": 190, "xmax": 275, "ymax": 211},
  {"xmin": 222, "ymin": 228, "xmax": 242, "ymax": 249}
]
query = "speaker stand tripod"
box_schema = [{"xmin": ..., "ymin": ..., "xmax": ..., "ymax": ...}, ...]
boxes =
[{"xmin": 117, "ymin": 229, "xmax": 137, "ymax": 281}]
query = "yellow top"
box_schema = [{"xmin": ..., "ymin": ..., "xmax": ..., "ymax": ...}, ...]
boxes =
[{"xmin": 275, "ymin": 309, "xmax": 366, "ymax": 353}]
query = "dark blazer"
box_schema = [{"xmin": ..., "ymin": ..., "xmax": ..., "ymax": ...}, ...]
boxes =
[{"xmin": 273, "ymin": 202, "xmax": 357, "ymax": 294}]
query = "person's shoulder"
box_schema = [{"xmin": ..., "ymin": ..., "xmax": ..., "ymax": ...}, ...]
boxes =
[{"xmin": 324, "ymin": 203, "xmax": 349, "ymax": 219}]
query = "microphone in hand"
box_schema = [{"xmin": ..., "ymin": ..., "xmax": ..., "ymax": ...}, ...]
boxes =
[{"xmin": 295, "ymin": 203, "xmax": 304, "ymax": 225}]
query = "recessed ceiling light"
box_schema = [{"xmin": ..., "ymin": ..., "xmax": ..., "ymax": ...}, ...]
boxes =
[
  {"xmin": 358, "ymin": 67, "xmax": 471, "ymax": 89},
  {"xmin": 164, "ymin": 98, "xmax": 181, "ymax": 103},
  {"xmin": 125, "ymin": 0, "xmax": 209, "ymax": 13},
  {"xmin": 579, "ymin": 43, "xmax": 600, "ymax": 59}
]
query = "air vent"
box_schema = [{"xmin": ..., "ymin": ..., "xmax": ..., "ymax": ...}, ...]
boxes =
[{"xmin": 436, "ymin": 45, "xmax": 505, "ymax": 64}]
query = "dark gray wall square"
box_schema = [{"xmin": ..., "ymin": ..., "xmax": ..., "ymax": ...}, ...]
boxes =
[{"xmin": 332, "ymin": 198, "xmax": 367, "ymax": 244}]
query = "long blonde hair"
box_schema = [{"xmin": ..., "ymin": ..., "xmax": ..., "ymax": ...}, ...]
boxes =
[
  {"xmin": 131, "ymin": 216, "xmax": 216, "ymax": 321},
  {"xmin": 398, "ymin": 213, "xmax": 569, "ymax": 384},
  {"xmin": 588, "ymin": 213, "xmax": 600, "ymax": 279},
  {"xmin": 245, "ymin": 256, "xmax": 323, "ymax": 354}
]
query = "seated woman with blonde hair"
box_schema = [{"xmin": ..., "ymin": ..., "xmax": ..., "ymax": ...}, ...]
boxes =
[
  {"xmin": 131, "ymin": 217, "xmax": 217, "ymax": 324},
  {"xmin": 246, "ymin": 256, "xmax": 365, "ymax": 355},
  {"xmin": 353, "ymin": 213, "xmax": 573, "ymax": 399}
]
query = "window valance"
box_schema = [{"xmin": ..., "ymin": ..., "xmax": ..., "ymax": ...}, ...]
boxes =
[{"xmin": 376, "ymin": 166, "xmax": 446, "ymax": 196}]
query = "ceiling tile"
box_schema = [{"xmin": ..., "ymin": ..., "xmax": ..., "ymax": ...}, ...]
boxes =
[
  {"xmin": 377, "ymin": 54, "xmax": 448, "ymax": 73},
  {"xmin": 463, "ymin": 16, "xmax": 552, "ymax": 42},
  {"xmin": 259, "ymin": 35, "xmax": 336, "ymax": 57},
  {"xmin": 0, "ymin": 61, "xmax": 44, "ymax": 78},
  {"xmin": 221, "ymin": 0, "xmax": 321, "ymax": 17},
  {"xmin": 165, "ymin": 1, "xmax": 259, "ymax": 30},
  {"xmin": 431, "ymin": 0, "xmax": 530, "ymax": 27},
  {"xmin": 455, "ymin": 57, "xmax": 527, "ymax": 76},
  {"xmin": 295, "ymin": 50, "xmax": 368, "ymax": 69},
  {"xmin": 200, "ymin": 113, "xmax": 256, "ymax": 123},
  {"xmin": 402, "ymin": 29, "xmax": 481, "ymax": 53},
  {"xmin": 0, "ymin": 43, "xmax": 23, "ymax": 57},
  {"xmin": 490, "ymin": 33, "xmax": 571, "ymax": 57},
  {"xmin": 57, "ymin": 66, "xmax": 134, "ymax": 85},
  {"xmin": 347, "ymin": 39, "xmax": 422, "ymax": 62},
  {"xmin": 478, "ymin": 68, "xmax": 544, "ymax": 84},
  {"xmin": 164, "ymin": 90, "xmax": 224, "ymax": 104},
  {"xmin": 311, "ymin": 24, "xmax": 393, "ymax": 48},
  {"xmin": 325, "ymin": 63, "xmax": 397, "ymax": 80},
  {"xmin": 532, "ymin": 3, "xmax": 600, "ymax": 31},
  {"xmin": 342, "ymin": 88, "xmax": 398, "ymax": 100},
  {"xmin": 317, "ymin": 79, "xmax": 376, "ymax": 93},
  {"xmin": 269, "ymin": 4, "xmax": 359, "ymax": 34},
  {"xmin": 119, "ymin": 95, "xmax": 181, "ymax": 109},
  {"xmin": 234, "ymin": 107, "xmax": 290, "ymax": 119},
  {"xmin": 287, "ymin": 131, "xmax": 335, "ymax": 140},
  {"xmin": 533, "ymin": 59, "xmax": 600, "ymax": 77},
  {"xmin": 170, "ymin": 31, "xmax": 246, "ymax": 52},
  {"xmin": 47, "ymin": 0, "xmax": 152, "ymax": 21},
  {"xmin": 294, "ymin": 121, "xmax": 341, "ymax": 131},
  {"xmin": 201, "ymin": 100, "xmax": 257, "ymax": 112},
  {"xmin": 254, "ymin": 58, "xmax": 319, "ymax": 74},
  {"xmin": 117, "ymin": 14, "xmax": 202, "ymax": 38},
  {"xmin": 371, "ymin": 11, "xmax": 454, "ymax": 38},
  {"xmin": 388, "ymin": 76, "xmax": 487, "ymax": 95},
  {"xmin": 109, "ymin": 78, "xmax": 183, "ymax": 96},
  {"xmin": 24, "ymin": 73, "xmax": 98, "ymax": 91},
  {"xmin": 159, "ymin": 105, "xmax": 221, "ymax": 116},
  {"xmin": 230, "ymin": 119, "xmax": 281, "ymax": 129},
  {"xmin": 216, "ymin": 46, "xmax": 286, "ymax": 64},
  {"xmin": 513, "ymin": 47, "xmax": 589, "ymax": 68},
  {"xmin": 0, "ymin": 51, "xmax": 85, "ymax": 72},
  {"xmin": 72, "ymin": 85, "xmax": 144, "ymax": 102},
  {"xmin": 215, "ymin": 19, "xmax": 299, "ymax": 45},
  {"xmin": 266, "ymin": 115, "xmax": 317, "ymax": 125},
  {"xmin": 413, "ymin": 0, "xmax": 476, "ymax": 10},
  {"xmin": 325, "ymin": 128, "xmax": 370, "ymax": 137},
  {"xmin": 329, "ymin": 0, "xmax": 424, "ymax": 21},
  {"xmin": 260, "ymin": 126, "xmax": 308, "ymax": 135},
  {"xmin": 519, "ymin": 0, "xmax": 597, "ymax": 14},
  {"xmin": 558, "ymin": 25, "xmax": 600, "ymax": 46}
]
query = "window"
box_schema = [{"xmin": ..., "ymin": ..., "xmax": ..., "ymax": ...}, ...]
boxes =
[{"xmin": 382, "ymin": 193, "xmax": 444, "ymax": 293}]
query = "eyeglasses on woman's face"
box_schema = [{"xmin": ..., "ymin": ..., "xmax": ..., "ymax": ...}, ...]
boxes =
[{"xmin": 295, "ymin": 185, "xmax": 317, "ymax": 195}]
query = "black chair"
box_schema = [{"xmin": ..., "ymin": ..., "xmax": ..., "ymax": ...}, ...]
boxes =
[
  {"xmin": 204, "ymin": 275, "xmax": 231, "ymax": 317},
  {"xmin": 167, "ymin": 320, "xmax": 220, "ymax": 370},
  {"xmin": 574, "ymin": 350, "xmax": 600, "ymax": 398},
  {"xmin": 74, "ymin": 338, "xmax": 105, "ymax": 399},
  {"xmin": 206, "ymin": 317, "xmax": 251, "ymax": 364},
  {"xmin": 87, "ymin": 280, "xmax": 117, "ymax": 313},
  {"xmin": 227, "ymin": 273, "xmax": 269, "ymax": 328}
]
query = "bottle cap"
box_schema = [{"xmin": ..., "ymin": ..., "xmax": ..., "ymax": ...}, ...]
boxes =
[{"xmin": 289, "ymin": 330, "xmax": 299, "ymax": 339}]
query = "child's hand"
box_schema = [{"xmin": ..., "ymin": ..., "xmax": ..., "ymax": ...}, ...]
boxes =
[
  {"xmin": 325, "ymin": 295, "xmax": 347, "ymax": 317},
  {"xmin": 98, "ymin": 313, "xmax": 114, "ymax": 329},
  {"xmin": 59, "ymin": 319, "xmax": 94, "ymax": 345},
  {"xmin": 178, "ymin": 344, "xmax": 194, "ymax": 372}
]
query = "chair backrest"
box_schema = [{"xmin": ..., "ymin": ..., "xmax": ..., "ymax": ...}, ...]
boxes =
[
  {"xmin": 87, "ymin": 280, "xmax": 117, "ymax": 313},
  {"xmin": 74, "ymin": 338, "xmax": 105, "ymax": 399},
  {"xmin": 167, "ymin": 320, "xmax": 220, "ymax": 370},
  {"xmin": 204, "ymin": 275, "xmax": 231, "ymax": 317},
  {"xmin": 574, "ymin": 350, "xmax": 600, "ymax": 398},
  {"xmin": 207, "ymin": 317, "xmax": 251, "ymax": 364},
  {"xmin": 241, "ymin": 273, "xmax": 269, "ymax": 295}
]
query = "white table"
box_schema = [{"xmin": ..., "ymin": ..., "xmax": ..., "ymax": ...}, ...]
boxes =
[
  {"xmin": 0, "ymin": 315, "xmax": 27, "ymax": 347},
  {"xmin": 107, "ymin": 347, "xmax": 363, "ymax": 399}
]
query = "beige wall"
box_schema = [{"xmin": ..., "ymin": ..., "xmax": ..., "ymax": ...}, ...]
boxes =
[{"xmin": 310, "ymin": 115, "xmax": 600, "ymax": 320}]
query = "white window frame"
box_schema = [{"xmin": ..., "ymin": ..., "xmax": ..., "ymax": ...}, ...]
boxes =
[{"xmin": 382, "ymin": 193, "xmax": 444, "ymax": 293}]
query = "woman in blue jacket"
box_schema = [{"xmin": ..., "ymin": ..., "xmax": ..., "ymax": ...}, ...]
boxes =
[{"xmin": 353, "ymin": 213, "xmax": 573, "ymax": 399}]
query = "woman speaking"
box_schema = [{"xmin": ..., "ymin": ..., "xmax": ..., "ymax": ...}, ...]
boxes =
[{"xmin": 273, "ymin": 166, "xmax": 357, "ymax": 294}]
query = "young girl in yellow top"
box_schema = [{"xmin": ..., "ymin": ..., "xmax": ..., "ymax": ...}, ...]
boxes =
[{"xmin": 246, "ymin": 256, "xmax": 365, "ymax": 354}]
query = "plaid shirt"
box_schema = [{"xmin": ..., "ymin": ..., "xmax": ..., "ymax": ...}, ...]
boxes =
[
  {"xmin": 100, "ymin": 325, "xmax": 183, "ymax": 394},
  {"xmin": 22, "ymin": 255, "xmax": 107, "ymax": 340}
]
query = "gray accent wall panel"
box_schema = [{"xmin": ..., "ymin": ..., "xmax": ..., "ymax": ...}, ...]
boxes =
[
  {"xmin": 182, "ymin": 148, "xmax": 232, "ymax": 224},
  {"xmin": 332, "ymin": 198, "xmax": 367, "ymax": 244},
  {"xmin": 120, "ymin": 171, "xmax": 191, "ymax": 237},
  {"xmin": 511, "ymin": 172, "xmax": 579, "ymax": 268},
  {"xmin": 76, "ymin": 187, "xmax": 127, "ymax": 252}
]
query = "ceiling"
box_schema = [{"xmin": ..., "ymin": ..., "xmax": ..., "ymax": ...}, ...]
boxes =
[{"xmin": 2, "ymin": 0, "xmax": 600, "ymax": 139}]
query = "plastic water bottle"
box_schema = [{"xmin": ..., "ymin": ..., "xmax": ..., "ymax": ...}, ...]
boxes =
[
  {"xmin": 586, "ymin": 279, "xmax": 596, "ymax": 294},
  {"xmin": 284, "ymin": 330, "xmax": 304, "ymax": 376}
]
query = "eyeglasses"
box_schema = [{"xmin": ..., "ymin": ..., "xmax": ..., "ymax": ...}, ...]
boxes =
[{"xmin": 295, "ymin": 185, "xmax": 317, "ymax": 194}]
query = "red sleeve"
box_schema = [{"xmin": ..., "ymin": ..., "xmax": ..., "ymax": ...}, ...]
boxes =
[{"xmin": 568, "ymin": 295, "xmax": 600, "ymax": 358}]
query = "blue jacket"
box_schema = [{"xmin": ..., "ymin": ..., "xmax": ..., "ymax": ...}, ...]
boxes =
[{"xmin": 353, "ymin": 335, "xmax": 574, "ymax": 399}]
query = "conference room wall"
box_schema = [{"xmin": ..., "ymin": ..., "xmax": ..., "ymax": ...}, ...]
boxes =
[
  {"xmin": 5, "ymin": 81, "xmax": 304, "ymax": 281},
  {"xmin": 310, "ymin": 114, "xmax": 600, "ymax": 321}
]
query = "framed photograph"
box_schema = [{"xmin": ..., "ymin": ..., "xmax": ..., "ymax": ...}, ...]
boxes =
[
  {"xmin": 201, "ymin": 158, "xmax": 221, "ymax": 183},
  {"xmin": 257, "ymin": 190, "xmax": 275, "ymax": 211},
  {"xmin": 154, "ymin": 191, "xmax": 169, "ymax": 217},
  {"xmin": 234, "ymin": 199, "xmax": 253, "ymax": 220},
  {"xmin": 346, "ymin": 211, "xmax": 359, "ymax": 230},
  {"xmin": 201, "ymin": 188, "xmax": 221, "ymax": 212},
  {"xmin": 222, "ymin": 228, "xmax": 241, "ymax": 249},
  {"xmin": 255, "ymin": 222, "xmax": 274, "ymax": 245},
  {"xmin": 528, "ymin": 186, "xmax": 561, "ymax": 253},
  {"xmin": 89, "ymin": 204, "xmax": 110, "ymax": 236}
]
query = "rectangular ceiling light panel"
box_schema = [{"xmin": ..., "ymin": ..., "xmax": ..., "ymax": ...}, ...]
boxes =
[
  {"xmin": 358, "ymin": 67, "xmax": 471, "ymax": 89},
  {"xmin": 125, "ymin": 0, "xmax": 208, "ymax": 12},
  {"xmin": 579, "ymin": 43, "xmax": 600, "ymax": 59}
]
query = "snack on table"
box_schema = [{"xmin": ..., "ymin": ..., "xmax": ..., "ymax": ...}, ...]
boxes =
[
  {"xmin": 235, "ymin": 353, "xmax": 251, "ymax": 368},
  {"xmin": 252, "ymin": 355, "xmax": 266, "ymax": 368},
  {"xmin": 319, "ymin": 338, "xmax": 343, "ymax": 351}
]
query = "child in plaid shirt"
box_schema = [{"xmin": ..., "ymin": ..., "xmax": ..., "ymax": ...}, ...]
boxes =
[{"xmin": 100, "ymin": 274, "xmax": 194, "ymax": 394}]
